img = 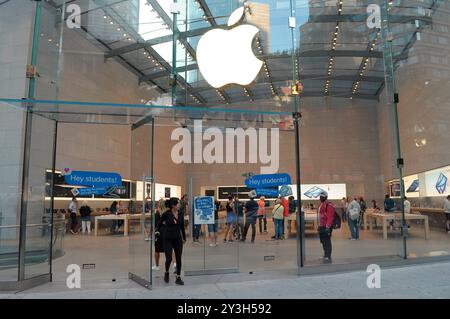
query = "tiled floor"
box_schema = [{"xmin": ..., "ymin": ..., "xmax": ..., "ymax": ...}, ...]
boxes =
[{"xmin": 2, "ymin": 220, "xmax": 450, "ymax": 291}]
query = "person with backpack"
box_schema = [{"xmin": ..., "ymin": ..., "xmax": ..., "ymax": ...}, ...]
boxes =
[
  {"xmin": 347, "ymin": 197, "xmax": 361, "ymax": 240},
  {"xmin": 318, "ymin": 191, "xmax": 335, "ymax": 262}
]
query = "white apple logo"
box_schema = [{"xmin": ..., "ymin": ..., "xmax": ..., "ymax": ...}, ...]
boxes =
[{"xmin": 196, "ymin": 7, "xmax": 263, "ymax": 88}]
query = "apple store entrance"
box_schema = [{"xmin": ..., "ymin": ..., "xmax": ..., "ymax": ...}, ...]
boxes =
[{"xmin": 5, "ymin": 0, "xmax": 450, "ymax": 291}]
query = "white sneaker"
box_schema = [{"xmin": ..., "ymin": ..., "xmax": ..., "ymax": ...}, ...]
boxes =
[
  {"xmin": 152, "ymin": 266, "xmax": 160, "ymax": 271},
  {"xmin": 209, "ymin": 243, "xmax": 217, "ymax": 247}
]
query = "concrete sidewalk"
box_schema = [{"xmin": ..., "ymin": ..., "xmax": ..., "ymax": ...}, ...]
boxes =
[{"xmin": 1, "ymin": 261, "xmax": 450, "ymax": 299}]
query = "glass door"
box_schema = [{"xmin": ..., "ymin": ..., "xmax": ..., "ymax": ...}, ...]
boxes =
[{"xmin": 128, "ymin": 118, "xmax": 155, "ymax": 288}]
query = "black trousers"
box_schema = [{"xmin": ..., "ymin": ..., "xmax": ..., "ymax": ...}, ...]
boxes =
[
  {"xmin": 258, "ymin": 215, "xmax": 267, "ymax": 233},
  {"xmin": 70, "ymin": 213, "xmax": 77, "ymax": 232},
  {"xmin": 318, "ymin": 227, "xmax": 332, "ymax": 258},
  {"xmin": 164, "ymin": 238, "xmax": 183, "ymax": 276},
  {"xmin": 242, "ymin": 218, "xmax": 256, "ymax": 242}
]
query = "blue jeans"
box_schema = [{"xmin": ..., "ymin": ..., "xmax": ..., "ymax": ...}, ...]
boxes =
[
  {"xmin": 348, "ymin": 218, "xmax": 359, "ymax": 239},
  {"xmin": 274, "ymin": 219, "xmax": 283, "ymax": 239},
  {"xmin": 110, "ymin": 214, "xmax": 117, "ymax": 232}
]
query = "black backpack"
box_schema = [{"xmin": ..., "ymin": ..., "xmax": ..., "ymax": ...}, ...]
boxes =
[{"xmin": 324, "ymin": 203, "xmax": 341, "ymax": 229}]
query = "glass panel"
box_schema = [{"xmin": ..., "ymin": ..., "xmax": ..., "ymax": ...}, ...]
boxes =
[
  {"xmin": 23, "ymin": 113, "xmax": 55, "ymax": 279},
  {"xmin": 0, "ymin": 103, "xmax": 23, "ymax": 281},
  {"xmin": 129, "ymin": 121, "xmax": 153, "ymax": 286},
  {"xmin": 391, "ymin": 0, "xmax": 450, "ymax": 259}
]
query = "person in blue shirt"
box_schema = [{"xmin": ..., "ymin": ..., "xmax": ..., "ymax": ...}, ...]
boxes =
[{"xmin": 384, "ymin": 195, "xmax": 396, "ymax": 212}]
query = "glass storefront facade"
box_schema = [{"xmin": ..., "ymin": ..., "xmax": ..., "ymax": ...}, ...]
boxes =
[{"xmin": 1, "ymin": 0, "xmax": 450, "ymax": 290}]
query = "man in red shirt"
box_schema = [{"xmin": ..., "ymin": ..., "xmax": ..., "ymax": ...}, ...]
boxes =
[
  {"xmin": 318, "ymin": 191, "xmax": 335, "ymax": 262},
  {"xmin": 280, "ymin": 196, "xmax": 289, "ymax": 239}
]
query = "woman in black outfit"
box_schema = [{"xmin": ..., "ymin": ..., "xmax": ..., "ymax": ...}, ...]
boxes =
[{"xmin": 158, "ymin": 197, "xmax": 185, "ymax": 285}]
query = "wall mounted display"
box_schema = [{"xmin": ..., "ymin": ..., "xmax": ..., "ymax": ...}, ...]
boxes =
[
  {"xmin": 423, "ymin": 166, "xmax": 450, "ymax": 197},
  {"xmin": 387, "ymin": 165, "xmax": 450, "ymax": 198},
  {"xmin": 404, "ymin": 174, "xmax": 420, "ymax": 198},
  {"xmin": 136, "ymin": 182, "xmax": 182, "ymax": 201},
  {"xmin": 287, "ymin": 184, "xmax": 347, "ymax": 201}
]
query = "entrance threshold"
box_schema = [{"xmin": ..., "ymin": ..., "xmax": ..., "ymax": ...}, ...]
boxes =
[
  {"xmin": 299, "ymin": 254, "xmax": 450, "ymax": 276},
  {"xmin": 184, "ymin": 268, "xmax": 239, "ymax": 276}
]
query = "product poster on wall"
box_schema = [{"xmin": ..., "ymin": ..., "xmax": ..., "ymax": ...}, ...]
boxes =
[
  {"xmin": 136, "ymin": 182, "xmax": 181, "ymax": 200},
  {"xmin": 286, "ymin": 184, "xmax": 346, "ymax": 200},
  {"xmin": 194, "ymin": 196, "xmax": 215, "ymax": 225},
  {"xmin": 423, "ymin": 166, "xmax": 450, "ymax": 197},
  {"xmin": 403, "ymin": 174, "xmax": 420, "ymax": 198}
]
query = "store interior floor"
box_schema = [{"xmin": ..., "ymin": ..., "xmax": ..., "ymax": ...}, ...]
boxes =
[{"xmin": 36, "ymin": 219, "xmax": 450, "ymax": 290}]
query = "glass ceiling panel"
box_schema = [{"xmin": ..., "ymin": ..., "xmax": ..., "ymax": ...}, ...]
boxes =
[{"xmin": 138, "ymin": 0, "xmax": 172, "ymax": 41}]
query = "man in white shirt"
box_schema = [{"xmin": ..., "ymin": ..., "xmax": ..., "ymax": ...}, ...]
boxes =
[
  {"xmin": 403, "ymin": 196, "xmax": 411, "ymax": 229},
  {"xmin": 404, "ymin": 196, "xmax": 411, "ymax": 214},
  {"xmin": 444, "ymin": 195, "xmax": 450, "ymax": 233}
]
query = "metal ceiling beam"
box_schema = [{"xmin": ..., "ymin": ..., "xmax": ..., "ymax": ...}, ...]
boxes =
[
  {"xmin": 104, "ymin": 25, "xmax": 224, "ymax": 59},
  {"xmin": 145, "ymin": 46, "xmax": 207, "ymax": 104},
  {"xmin": 196, "ymin": 0, "xmax": 217, "ymax": 27},
  {"xmin": 144, "ymin": 0, "xmax": 233, "ymax": 104},
  {"xmin": 145, "ymin": 0, "xmax": 197, "ymax": 60},
  {"xmin": 139, "ymin": 63, "xmax": 198, "ymax": 83},
  {"xmin": 188, "ymin": 73, "xmax": 384, "ymax": 94},
  {"xmin": 144, "ymin": 0, "xmax": 213, "ymax": 103},
  {"xmin": 94, "ymin": 0, "xmax": 206, "ymax": 103},
  {"xmin": 308, "ymin": 14, "xmax": 432, "ymax": 24},
  {"xmin": 299, "ymin": 49, "xmax": 382, "ymax": 58}
]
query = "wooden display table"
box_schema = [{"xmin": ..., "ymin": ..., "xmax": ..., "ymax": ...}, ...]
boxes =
[
  {"xmin": 411, "ymin": 207, "xmax": 445, "ymax": 214},
  {"xmin": 289, "ymin": 210, "xmax": 319, "ymax": 230},
  {"xmin": 94, "ymin": 213, "xmax": 150, "ymax": 236},
  {"xmin": 364, "ymin": 209, "xmax": 429, "ymax": 240}
]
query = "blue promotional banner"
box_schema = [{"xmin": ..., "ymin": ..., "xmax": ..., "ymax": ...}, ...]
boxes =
[
  {"xmin": 72, "ymin": 185, "xmax": 122, "ymax": 198},
  {"xmin": 64, "ymin": 171, "xmax": 122, "ymax": 188},
  {"xmin": 76, "ymin": 187, "xmax": 108, "ymax": 196},
  {"xmin": 245, "ymin": 173, "xmax": 292, "ymax": 188},
  {"xmin": 255, "ymin": 188, "xmax": 279, "ymax": 197},
  {"xmin": 194, "ymin": 196, "xmax": 215, "ymax": 225}
]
